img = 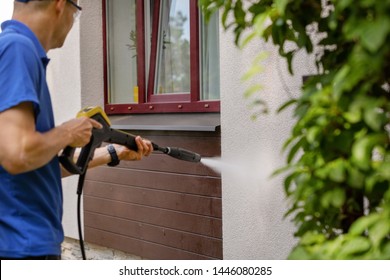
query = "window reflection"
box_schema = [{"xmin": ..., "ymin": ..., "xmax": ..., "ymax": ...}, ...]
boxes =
[
  {"xmin": 154, "ymin": 0, "xmax": 190, "ymax": 95},
  {"xmin": 107, "ymin": 0, "xmax": 138, "ymax": 104}
]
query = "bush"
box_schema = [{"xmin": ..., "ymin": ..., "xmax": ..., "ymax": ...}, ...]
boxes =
[{"xmin": 200, "ymin": 0, "xmax": 390, "ymax": 259}]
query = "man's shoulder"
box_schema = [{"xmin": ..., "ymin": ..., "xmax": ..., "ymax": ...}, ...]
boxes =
[
  {"xmin": 0, "ymin": 30, "xmax": 35, "ymax": 51},
  {"xmin": 0, "ymin": 31, "xmax": 39, "ymax": 68}
]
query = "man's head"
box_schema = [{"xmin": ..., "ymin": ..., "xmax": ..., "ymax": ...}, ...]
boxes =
[
  {"xmin": 13, "ymin": 0, "xmax": 82, "ymax": 50},
  {"xmin": 15, "ymin": 0, "xmax": 82, "ymax": 13}
]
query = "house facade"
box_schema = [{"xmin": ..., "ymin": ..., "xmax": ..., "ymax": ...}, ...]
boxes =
[{"xmin": 47, "ymin": 0, "xmax": 314, "ymax": 259}]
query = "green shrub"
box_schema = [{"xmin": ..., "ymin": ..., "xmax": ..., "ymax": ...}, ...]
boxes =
[{"xmin": 200, "ymin": 0, "xmax": 390, "ymax": 259}]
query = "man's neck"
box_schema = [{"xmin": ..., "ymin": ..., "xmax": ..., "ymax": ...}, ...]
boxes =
[{"xmin": 14, "ymin": 16, "xmax": 55, "ymax": 52}]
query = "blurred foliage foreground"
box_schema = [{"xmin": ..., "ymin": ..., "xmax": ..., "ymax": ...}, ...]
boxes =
[{"xmin": 200, "ymin": 0, "xmax": 390, "ymax": 259}]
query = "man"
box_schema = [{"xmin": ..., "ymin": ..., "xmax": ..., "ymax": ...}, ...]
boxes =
[{"xmin": 0, "ymin": 0, "xmax": 153, "ymax": 259}]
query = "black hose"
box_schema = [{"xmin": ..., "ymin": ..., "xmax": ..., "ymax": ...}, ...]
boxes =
[
  {"xmin": 73, "ymin": 144, "xmax": 200, "ymax": 260},
  {"xmin": 77, "ymin": 172, "xmax": 87, "ymax": 260}
]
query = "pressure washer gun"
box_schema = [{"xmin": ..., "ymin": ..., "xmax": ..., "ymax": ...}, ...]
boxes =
[{"xmin": 59, "ymin": 106, "xmax": 201, "ymax": 175}]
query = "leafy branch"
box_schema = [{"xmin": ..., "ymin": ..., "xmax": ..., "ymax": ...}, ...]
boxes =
[{"xmin": 200, "ymin": 0, "xmax": 390, "ymax": 259}]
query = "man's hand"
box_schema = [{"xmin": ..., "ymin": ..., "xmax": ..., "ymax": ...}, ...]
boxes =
[
  {"xmin": 62, "ymin": 136, "xmax": 155, "ymax": 177},
  {"xmin": 60, "ymin": 117, "xmax": 103, "ymax": 148},
  {"xmin": 114, "ymin": 136, "xmax": 153, "ymax": 161}
]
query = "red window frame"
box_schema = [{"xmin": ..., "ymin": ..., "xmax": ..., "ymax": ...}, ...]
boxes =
[{"xmin": 102, "ymin": 0, "xmax": 220, "ymax": 115}]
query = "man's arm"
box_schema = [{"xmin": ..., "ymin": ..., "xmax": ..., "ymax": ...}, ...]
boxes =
[
  {"xmin": 0, "ymin": 102, "xmax": 102, "ymax": 174},
  {"xmin": 60, "ymin": 137, "xmax": 153, "ymax": 178}
]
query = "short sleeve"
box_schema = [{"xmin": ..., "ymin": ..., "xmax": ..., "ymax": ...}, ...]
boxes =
[{"xmin": 0, "ymin": 33, "xmax": 41, "ymax": 114}]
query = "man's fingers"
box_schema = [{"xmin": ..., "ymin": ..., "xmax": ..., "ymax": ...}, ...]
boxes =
[{"xmin": 89, "ymin": 118, "xmax": 103, "ymax": 129}]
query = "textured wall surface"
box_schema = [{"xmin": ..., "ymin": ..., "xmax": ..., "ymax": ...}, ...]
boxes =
[
  {"xmin": 219, "ymin": 28, "xmax": 316, "ymax": 259},
  {"xmin": 47, "ymin": 20, "xmax": 82, "ymax": 239},
  {"xmin": 46, "ymin": 0, "xmax": 105, "ymax": 240},
  {"xmin": 79, "ymin": 0, "xmax": 105, "ymax": 108},
  {"xmin": 52, "ymin": 0, "xmax": 105, "ymax": 240}
]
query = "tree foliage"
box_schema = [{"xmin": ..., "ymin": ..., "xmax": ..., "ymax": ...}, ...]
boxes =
[{"xmin": 199, "ymin": 0, "xmax": 390, "ymax": 259}]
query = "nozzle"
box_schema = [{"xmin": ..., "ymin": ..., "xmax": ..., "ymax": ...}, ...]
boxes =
[
  {"xmin": 153, "ymin": 144, "xmax": 201, "ymax": 162},
  {"xmin": 164, "ymin": 147, "xmax": 202, "ymax": 162}
]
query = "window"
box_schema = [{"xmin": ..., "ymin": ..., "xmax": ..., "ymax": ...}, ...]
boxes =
[{"xmin": 103, "ymin": 0, "xmax": 220, "ymax": 114}]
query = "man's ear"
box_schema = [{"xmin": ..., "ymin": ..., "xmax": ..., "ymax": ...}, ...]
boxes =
[{"xmin": 54, "ymin": 0, "xmax": 67, "ymax": 15}]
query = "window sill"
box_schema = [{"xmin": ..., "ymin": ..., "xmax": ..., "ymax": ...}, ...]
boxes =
[{"xmin": 109, "ymin": 113, "xmax": 220, "ymax": 132}]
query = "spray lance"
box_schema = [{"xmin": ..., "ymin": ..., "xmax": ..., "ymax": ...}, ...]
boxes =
[
  {"xmin": 58, "ymin": 106, "xmax": 201, "ymax": 259},
  {"xmin": 59, "ymin": 106, "xmax": 201, "ymax": 175}
]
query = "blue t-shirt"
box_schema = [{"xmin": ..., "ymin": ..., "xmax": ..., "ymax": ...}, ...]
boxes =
[{"xmin": 0, "ymin": 20, "xmax": 63, "ymax": 258}]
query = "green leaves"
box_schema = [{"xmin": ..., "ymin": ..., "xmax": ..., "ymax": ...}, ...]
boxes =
[
  {"xmin": 321, "ymin": 188, "xmax": 346, "ymax": 208},
  {"xmin": 241, "ymin": 52, "xmax": 269, "ymax": 118},
  {"xmin": 240, "ymin": 12, "xmax": 271, "ymax": 48},
  {"xmin": 351, "ymin": 134, "xmax": 387, "ymax": 170},
  {"xmin": 199, "ymin": 0, "xmax": 390, "ymax": 260},
  {"xmin": 340, "ymin": 237, "xmax": 371, "ymax": 256},
  {"xmin": 348, "ymin": 208, "xmax": 390, "ymax": 258},
  {"xmin": 274, "ymin": 0, "xmax": 289, "ymax": 16},
  {"xmin": 344, "ymin": 16, "xmax": 390, "ymax": 53}
]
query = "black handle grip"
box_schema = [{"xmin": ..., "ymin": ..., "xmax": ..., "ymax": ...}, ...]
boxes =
[
  {"xmin": 59, "ymin": 135, "xmax": 99, "ymax": 175},
  {"xmin": 59, "ymin": 146, "xmax": 81, "ymax": 174},
  {"xmin": 59, "ymin": 120, "xmax": 139, "ymax": 175},
  {"xmin": 105, "ymin": 128, "xmax": 138, "ymax": 150}
]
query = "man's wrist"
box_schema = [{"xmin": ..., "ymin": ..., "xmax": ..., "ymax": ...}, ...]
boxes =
[{"xmin": 107, "ymin": 144, "xmax": 120, "ymax": 166}]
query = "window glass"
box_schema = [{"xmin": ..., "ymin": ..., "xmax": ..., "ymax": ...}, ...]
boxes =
[
  {"xmin": 154, "ymin": 0, "xmax": 191, "ymax": 95},
  {"xmin": 200, "ymin": 11, "xmax": 220, "ymax": 100},
  {"xmin": 106, "ymin": 0, "xmax": 138, "ymax": 104}
]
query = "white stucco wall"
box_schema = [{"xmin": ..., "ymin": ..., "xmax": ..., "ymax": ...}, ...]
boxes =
[
  {"xmin": 0, "ymin": 0, "xmax": 13, "ymax": 23},
  {"xmin": 79, "ymin": 1, "xmax": 105, "ymax": 108},
  {"xmin": 219, "ymin": 28, "xmax": 317, "ymax": 258},
  {"xmin": 47, "ymin": 21, "xmax": 82, "ymax": 239},
  {"xmin": 47, "ymin": 1, "xmax": 104, "ymax": 239},
  {"xmin": 219, "ymin": 37, "xmax": 291, "ymax": 259}
]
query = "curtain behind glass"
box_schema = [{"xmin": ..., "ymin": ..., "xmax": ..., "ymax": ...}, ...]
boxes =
[
  {"xmin": 107, "ymin": 0, "xmax": 138, "ymax": 104},
  {"xmin": 201, "ymin": 12, "xmax": 220, "ymax": 100}
]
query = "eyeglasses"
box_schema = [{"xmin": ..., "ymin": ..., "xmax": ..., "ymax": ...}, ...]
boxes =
[
  {"xmin": 66, "ymin": 0, "xmax": 82, "ymax": 20},
  {"xmin": 67, "ymin": 0, "xmax": 82, "ymax": 11},
  {"xmin": 24, "ymin": 1, "xmax": 82, "ymax": 21}
]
